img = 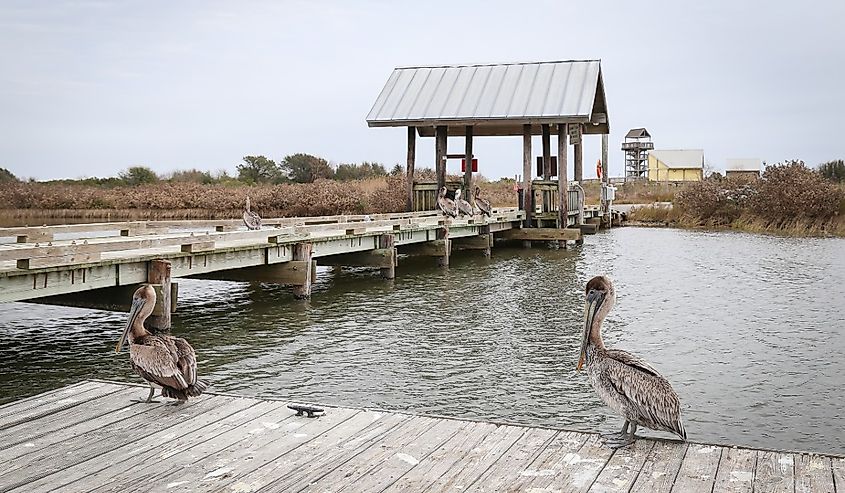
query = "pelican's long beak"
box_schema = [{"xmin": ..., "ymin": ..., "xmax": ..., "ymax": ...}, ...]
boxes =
[
  {"xmin": 116, "ymin": 297, "xmax": 145, "ymax": 353},
  {"xmin": 578, "ymin": 290, "xmax": 604, "ymax": 371}
]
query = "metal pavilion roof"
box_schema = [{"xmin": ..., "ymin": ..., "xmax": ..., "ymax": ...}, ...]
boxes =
[{"xmin": 366, "ymin": 60, "xmax": 609, "ymax": 136}]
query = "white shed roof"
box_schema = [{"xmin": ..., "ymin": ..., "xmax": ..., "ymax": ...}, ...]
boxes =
[
  {"xmin": 726, "ymin": 158, "xmax": 762, "ymax": 171},
  {"xmin": 649, "ymin": 150, "xmax": 704, "ymax": 169},
  {"xmin": 366, "ymin": 60, "xmax": 609, "ymax": 136}
]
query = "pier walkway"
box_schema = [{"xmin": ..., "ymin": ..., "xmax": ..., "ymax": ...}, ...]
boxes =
[{"xmin": 0, "ymin": 381, "xmax": 840, "ymax": 492}]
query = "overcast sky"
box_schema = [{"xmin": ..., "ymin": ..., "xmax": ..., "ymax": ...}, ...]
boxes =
[{"xmin": 1, "ymin": 0, "xmax": 843, "ymax": 181}]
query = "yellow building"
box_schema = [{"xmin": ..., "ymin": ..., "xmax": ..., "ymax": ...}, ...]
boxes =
[{"xmin": 647, "ymin": 149, "xmax": 704, "ymax": 182}]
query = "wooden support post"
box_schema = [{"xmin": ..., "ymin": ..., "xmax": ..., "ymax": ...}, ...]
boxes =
[
  {"xmin": 436, "ymin": 227, "xmax": 450, "ymax": 267},
  {"xmin": 522, "ymin": 124, "xmax": 533, "ymax": 232},
  {"xmin": 435, "ymin": 126, "xmax": 447, "ymax": 193},
  {"xmin": 292, "ymin": 243, "xmax": 313, "ymax": 299},
  {"xmin": 480, "ymin": 225, "xmax": 492, "ymax": 257},
  {"xmin": 146, "ymin": 259, "xmax": 171, "ymax": 333},
  {"xmin": 542, "ymin": 124, "xmax": 551, "ymax": 179},
  {"xmin": 557, "ymin": 124, "xmax": 569, "ymax": 231},
  {"xmin": 378, "ymin": 233, "xmax": 396, "ymax": 279},
  {"xmin": 574, "ymin": 135, "xmax": 583, "ymax": 184},
  {"xmin": 406, "ymin": 126, "xmax": 416, "ymax": 212},
  {"xmin": 463, "ymin": 126, "xmax": 473, "ymax": 201},
  {"xmin": 601, "ymin": 133, "xmax": 610, "ymax": 225}
]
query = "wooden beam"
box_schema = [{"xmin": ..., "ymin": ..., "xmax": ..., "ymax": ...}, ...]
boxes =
[
  {"xmin": 499, "ymin": 228, "xmax": 582, "ymax": 242},
  {"xmin": 399, "ymin": 239, "xmax": 449, "ymax": 257},
  {"xmin": 522, "ymin": 124, "xmax": 533, "ymax": 228},
  {"xmin": 557, "ymin": 124, "xmax": 569, "ymax": 229},
  {"xmin": 452, "ymin": 234, "xmax": 491, "ymax": 251},
  {"xmin": 189, "ymin": 261, "xmax": 311, "ymax": 284},
  {"xmin": 542, "ymin": 124, "xmax": 551, "ymax": 179},
  {"xmin": 16, "ymin": 252, "xmax": 101, "ymax": 270},
  {"xmin": 435, "ymin": 125, "xmax": 447, "ymax": 193},
  {"xmin": 146, "ymin": 260, "xmax": 171, "ymax": 332},
  {"xmin": 292, "ymin": 243, "xmax": 313, "ymax": 299},
  {"xmin": 29, "ymin": 282, "xmax": 175, "ymax": 316},
  {"xmin": 180, "ymin": 240, "xmax": 215, "ymax": 253},
  {"xmin": 574, "ymin": 130, "xmax": 583, "ymax": 183},
  {"xmin": 378, "ymin": 233, "xmax": 396, "ymax": 279},
  {"xmin": 579, "ymin": 223, "xmax": 599, "ymax": 235},
  {"xmin": 16, "ymin": 232, "xmax": 53, "ymax": 243},
  {"xmin": 463, "ymin": 126, "xmax": 473, "ymax": 201},
  {"xmin": 406, "ymin": 126, "xmax": 416, "ymax": 212},
  {"xmin": 318, "ymin": 248, "xmax": 395, "ymax": 269}
]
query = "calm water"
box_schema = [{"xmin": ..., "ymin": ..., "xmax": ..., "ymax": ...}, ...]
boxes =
[{"xmin": 1, "ymin": 228, "xmax": 843, "ymax": 454}]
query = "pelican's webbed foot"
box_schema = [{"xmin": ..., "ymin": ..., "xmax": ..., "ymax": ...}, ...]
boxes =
[
  {"xmin": 601, "ymin": 421, "xmax": 638, "ymax": 449},
  {"xmin": 132, "ymin": 385, "xmax": 160, "ymax": 403}
]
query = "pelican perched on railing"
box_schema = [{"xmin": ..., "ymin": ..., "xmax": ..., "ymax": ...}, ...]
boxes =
[
  {"xmin": 115, "ymin": 285, "xmax": 208, "ymax": 404},
  {"xmin": 437, "ymin": 186, "xmax": 458, "ymax": 218},
  {"xmin": 454, "ymin": 188, "xmax": 474, "ymax": 217},
  {"xmin": 474, "ymin": 186, "xmax": 492, "ymax": 217},
  {"xmin": 577, "ymin": 276, "xmax": 686, "ymax": 448},
  {"xmin": 243, "ymin": 196, "xmax": 261, "ymax": 230}
]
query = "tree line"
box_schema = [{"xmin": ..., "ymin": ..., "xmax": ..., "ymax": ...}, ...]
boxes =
[{"xmin": 0, "ymin": 154, "xmax": 404, "ymax": 186}]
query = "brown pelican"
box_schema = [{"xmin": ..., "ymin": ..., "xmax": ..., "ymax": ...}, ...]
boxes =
[
  {"xmin": 454, "ymin": 187, "xmax": 474, "ymax": 217},
  {"xmin": 437, "ymin": 186, "xmax": 458, "ymax": 218},
  {"xmin": 243, "ymin": 196, "xmax": 261, "ymax": 230},
  {"xmin": 474, "ymin": 186, "xmax": 492, "ymax": 217},
  {"xmin": 577, "ymin": 276, "xmax": 686, "ymax": 448},
  {"xmin": 115, "ymin": 285, "xmax": 208, "ymax": 404}
]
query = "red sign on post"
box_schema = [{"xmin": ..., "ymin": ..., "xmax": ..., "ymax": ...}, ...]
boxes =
[{"xmin": 461, "ymin": 158, "xmax": 478, "ymax": 172}]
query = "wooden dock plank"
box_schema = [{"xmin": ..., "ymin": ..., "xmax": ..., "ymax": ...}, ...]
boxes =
[
  {"xmin": 832, "ymin": 458, "xmax": 845, "ymax": 493},
  {"xmin": 142, "ymin": 407, "xmax": 361, "ymax": 493},
  {"xmin": 254, "ymin": 412, "xmax": 413, "ymax": 492},
  {"xmin": 68, "ymin": 400, "xmax": 281, "ymax": 493},
  {"xmin": 2, "ymin": 395, "xmax": 241, "ymax": 493},
  {"xmin": 302, "ymin": 417, "xmax": 466, "ymax": 492},
  {"xmin": 0, "ymin": 381, "xmax": 119, "ymax": 430},
  {"xmin": 428, "ymin": 425, "xmax": 527, "ymax": 492},
  {"xmin": 502, "ymin": 431, "xmax": 588, "ymax": 491},
  {"xmin": 670, "ymin": 443, "xmax": 723, "ymax": 492},
  {"xmin": 378, "ymin": 421, "xmax": 498, "ymax": 492},
  {"xmin": 712, "ymin": 446, "xmax": 757, "ymax": 492},
  {"xmin": 795, "ymin": 454, "xmax": 835, "ymax": 493},
  {"xmin": 629, "ymin": 441, "xmax": 688, "ymax": 493},
  {"xmin": 465, "ymin": 427, "xmax": 560, "ymax": 492},
  {"xmin": 0, "ymin": 380, "xmax": 89, "ymax": 412},
  {"xmin": 754, "ymin": 451, "xmax": 796, "ymax": 493},
  {"xmin": 589, "ymin": 439, "xmax": 654, "ymax": 492}
]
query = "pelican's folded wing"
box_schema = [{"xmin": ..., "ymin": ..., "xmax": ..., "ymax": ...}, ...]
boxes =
[{"xmin": 130, "ymin": 340, "xmax": 189, "ymax": 390}]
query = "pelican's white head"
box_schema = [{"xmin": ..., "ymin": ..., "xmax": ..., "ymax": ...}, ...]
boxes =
[
  {"xmin": 115, "ymin": 285, "xmax": 156, "ymax": 353},
  {"xmin": 577, "ymin": 276, "xmax": 615, "ymax": 370}
]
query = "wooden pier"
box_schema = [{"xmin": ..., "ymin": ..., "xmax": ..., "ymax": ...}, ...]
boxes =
[
  {"xmin": 0, "ymin": 381, "xmax": 841, "ymax": 492},
  {"xmin": 0, "ymin": 208, "xmax": 602, "ymax": 330}
]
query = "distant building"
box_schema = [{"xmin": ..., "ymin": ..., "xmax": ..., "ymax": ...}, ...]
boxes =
[
  {"xmin": 622, "ymin": 128, "xmax": 653, "ymax": 181},
  {"xmin": 647, "ymin": 149, "xmax": 704, "ymax": 182},
  {"xmin": 725, "ymin": 158, "xmax": 762, "ymax": 179}
]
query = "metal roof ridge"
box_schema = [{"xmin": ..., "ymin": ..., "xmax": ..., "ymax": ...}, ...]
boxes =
[{"xmin": 394, "ymin": 59, "xmax": 601, "ymax": 70}]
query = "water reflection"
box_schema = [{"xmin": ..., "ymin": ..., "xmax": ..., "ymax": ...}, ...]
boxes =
[{"xmin": 0, "ymin": 227, "xmax": 843, "ymax": 454}]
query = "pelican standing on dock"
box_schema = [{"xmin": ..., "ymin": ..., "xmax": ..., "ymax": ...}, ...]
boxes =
[
  {"xmin": 474, "ymin": 186, "xmax": 492, "ymax": 217},
  {"xmin": 454, "ymin": 188, "xmax": 474, "ymax": 217},
  {"xmin": 437, "ymin": 186, "xmax": 458, "ymax": 218},
  {"xmin": 577, "ymin": 276, "xmax": 686, "ymax": 448},
  {"xmin": 243, "ymin": 196, "xmax": 261, "ymax": 230},
  {"xmin": 115, "ymin": 285, "xmax": 208, "ymax": 404}
]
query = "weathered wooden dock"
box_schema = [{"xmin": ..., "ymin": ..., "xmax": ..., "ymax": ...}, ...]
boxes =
[{"xmin": 1, "ymin": 381, "xmax": 841, "ymax": 492}]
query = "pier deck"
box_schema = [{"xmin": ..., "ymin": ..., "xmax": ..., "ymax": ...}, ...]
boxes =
[{"xmin": 1, "ymin": 381, "xmax": 841, "ymax": 492}]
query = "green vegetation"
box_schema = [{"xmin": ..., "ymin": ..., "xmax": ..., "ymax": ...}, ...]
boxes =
[
  {"xmin": 0, "ymin": 167, "xmax": 18, "ymax": 183},
  {"xmin": 819, "ymin": 159, "xmax": 845, "ymax": 183}
]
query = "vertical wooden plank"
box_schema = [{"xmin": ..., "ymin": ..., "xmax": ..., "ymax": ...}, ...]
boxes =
[
  {"xmin": 630, "ymin": 441, "xmax": 688, "ymax": 493},
  {"xmin": 795, "ymin": 454, "xmax": 835, "ymax": 493},
  {"xmin": 590, "ymin": 440, "xmax": 654, "ymax": 492},
  {"xmin": 406, "ymin": 126, "xmax": 416, "ymax": 212},
  {"xmin": 463, "ymin": 126, "xmax": 473, "ymax": 202},
  {"xmin": 522, "ymin": 123, "xmax": 533, "ymax": 229},
  {"xmin": 378, "ymin": 234, "xmax": 396, "ymax": 279},
  {"xmin": 435, "ymin": 228, "xmax": 450, "ymax": 268},
  {"xmin": 541, "ymin": 123, "xmax": 551, "ymax": 179},
  {"xmin": 146, "ymin": 259, "xmax": 171, "ymax": 332},
  {"xmin": 557, "ymin": 123, "xmax": 568, "ymax": 229},
  {"xmin": 671, "ymin": 444, "xmax": 723, "ymax": 492},
  {"xmin": 831, "ymin": 457, "xmax": 845, "ymax": 493},
  {"xmin": 432, "ymin": 425, "xmax": 526, "ymax": 491},
  {"xmin": 435, "ymin": 126, "xmax": 447, "ymax": 193},
  {"xmin": 574, "ymin": 138, "xmax": 583, "ymax": 184},
  {"xmin": 753, "ymin": 451, "xmax": 795, "ymax": 493},
  {"xmin": 292, "ymin": 243, "xmax": 313, "ymax": 299},
  {"xmin": 601, "ymin": 133, "xmax": 609, "ymax": 220},
  {"xmin": 466, "ymin": 427, "xmax": 559, "ymax": 491},
  {"xmin": 712, "ymin": 447, "xmax": 757, "ymax": 492}
]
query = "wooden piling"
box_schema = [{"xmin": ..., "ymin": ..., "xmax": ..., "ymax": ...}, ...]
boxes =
[
  {"xmin": 146, "ymin": 259, "xmax": 171, "ymax": 332},
  {"xmin": 378, "ymin": 233, "xmax": 396, "ymax": 279},
  {"xmin": 574, "ymin": 135, "xmax": 583, "ymax": 184},
  {"xmin": 435, "ymin": 126, "xmax": 447, "ymax": 194},
  {"xmin": 557, "ymin": 123, "xmax": 569, "ymax": 231},
  {"xmin": 463, "ymin": 126, "xmax": 473, "ymax": 201},
  {"xmin": 406, "ymin": 126, "xmax": 416, "ymax": 212},
  {"xmin": 292, "ymin": 243, "xmax": 313, "ymax": 299},
  {"xmin": 522, "ymin": 124, "xmax": 533, "ymax": 230},
  {"xmin": 436, "ymin": 227, "xmax": 450, "ymax": 267}
]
